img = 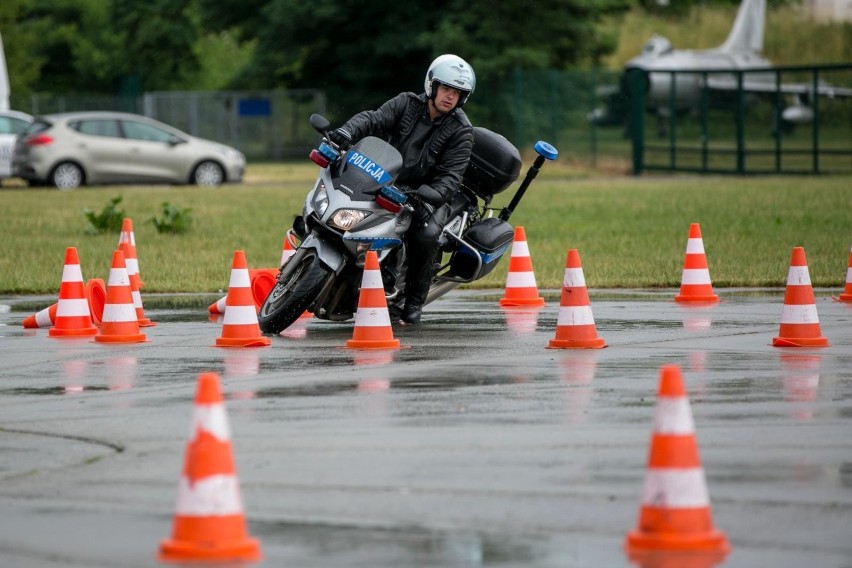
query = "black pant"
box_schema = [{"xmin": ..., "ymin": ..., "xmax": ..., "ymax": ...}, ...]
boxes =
[{"xmin": 404, "ymin": 204, "xmax": 449, "ymax": 306}]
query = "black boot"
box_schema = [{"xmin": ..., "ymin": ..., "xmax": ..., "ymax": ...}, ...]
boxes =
[{"xmin": 400, "ymin": 301, "xmax": 422, "ymax": 325}]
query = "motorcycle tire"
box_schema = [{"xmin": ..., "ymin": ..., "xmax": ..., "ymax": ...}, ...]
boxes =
[{"xmin": 258, "ymin": 248, "xmax": 331, "ymax": 335}]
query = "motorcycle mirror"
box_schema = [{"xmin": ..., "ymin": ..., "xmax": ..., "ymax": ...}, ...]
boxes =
[{"xmin": 310, "ymin": 114, "xmax": 331, "ymax": 134}]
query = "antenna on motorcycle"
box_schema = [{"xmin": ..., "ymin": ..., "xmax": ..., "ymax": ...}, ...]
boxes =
[{"xmin": 498, "ymin": 141, "xmax": 558, "ymax": 222}]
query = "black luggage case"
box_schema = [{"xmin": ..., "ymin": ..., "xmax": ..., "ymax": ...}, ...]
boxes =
[
  {"xmin": 449, "ymin": 217, "xmax": 515, "ymax": 281},
  {"xmin": 462, "ymin": 128, "xmax": 522, "ymax": 204}
]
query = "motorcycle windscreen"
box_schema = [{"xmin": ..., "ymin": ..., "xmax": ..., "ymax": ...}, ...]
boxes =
[{"xmin": 338, "ymin": 137, "xmax": 403, "ymax": 201}]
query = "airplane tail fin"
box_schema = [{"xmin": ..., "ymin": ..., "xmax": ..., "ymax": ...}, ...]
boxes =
[
  {"xmin": 717, "ymin": 0, "xmax": 766, "ymax": 54},
  {"xmin": 0, "ymin": 32, "xmax": 9, "ymax": 111}
]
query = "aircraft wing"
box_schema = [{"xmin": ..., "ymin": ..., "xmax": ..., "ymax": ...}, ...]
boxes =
[{"xmin": 705, "ymin": 75, "xmax": 852, "ymax": 98}]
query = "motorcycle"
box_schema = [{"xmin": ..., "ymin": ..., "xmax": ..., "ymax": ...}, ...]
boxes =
[{"xmin": 258, "ymin": 113, "xmax": 558, "ymax": 335}]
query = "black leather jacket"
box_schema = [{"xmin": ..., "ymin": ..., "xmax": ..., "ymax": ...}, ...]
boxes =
[{"xmin": 337, "ymin": 92, "xmax": 474, "ymax": 206}]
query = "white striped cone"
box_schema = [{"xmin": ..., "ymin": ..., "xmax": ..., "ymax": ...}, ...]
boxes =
[
  {"xmin": 346, "ymin": 250, "xmax": 400, "ymax": 349},
  {"xmin": 773, "ymin": 247, "xmax": 829, "ymax": 347},
  {"xmin": 119, "ymin": 241, "xmax": 155, "ymax": 327},
  {"xmin": 837, "ymin": 242, "xmax": 852, "ymax": 302},
  {"xmin": 117, "ymin": 218, "xmax": 143, "ymax": 287},
  {"xmin": 499, "ymin": 226, "xmax": 544, "ymax": 306},
  {"xmin": 675, "ymin": 223, "xmax": 719, "ymax": 303},
  {"xmin": 215, "ymin": 251, "xmax": 271, "ymax": 347},
  {"xmin": 626, "ymin": 365, "xmax": 729, "ymax": 554},
  {"xmin": 23, "ymin": 278, "xmax": 105, "ymax": 329},
  {"xmin": 547, "ymin": 249, "xmax": 606, "ymax": 349},
  {"xmin": 280, "ymin": 236, "xmax": 297, "ymax": 266},
  {"xmin": 159, "ymin": 372, "xmax": 261, "ymax": 563},
  {"xmin": 49, "ymin": 247, "xmax": 98, "ymax": 337},
  {"xmin": 95, "ymin": 249, "xmax": 147, "ymax": 343},
  {"xmin": 23, "ymin": 303, "xmax": 57, "ymax": 329},
  {"xmin": 208, "ymin": 295, "xmax": 228, "ymax": 315}
]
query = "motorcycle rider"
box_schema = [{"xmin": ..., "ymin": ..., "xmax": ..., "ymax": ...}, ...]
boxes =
[{"xmin": 328, "ymin": 54, "xmax": 476, "ymax": 324}]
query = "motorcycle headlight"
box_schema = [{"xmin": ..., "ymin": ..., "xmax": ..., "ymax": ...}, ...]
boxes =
[
  {"xmin": 313, "ymin": 180, "xmax": 329, "ymax": 216},
  {"xmin": 329, "ymin": 209, "xmax": 370, "ymax": 231}
]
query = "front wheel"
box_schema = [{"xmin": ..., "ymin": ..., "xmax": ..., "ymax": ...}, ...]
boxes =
[
  {"xmin": 258, "ymin": 247, "xmax": 331, "ymax": 334},
  {"xmin": 192, "ymin": 160, "xmax": 224, "ymax": 187}
]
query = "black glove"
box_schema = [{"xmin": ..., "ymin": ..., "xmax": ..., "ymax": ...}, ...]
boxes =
[
  {"xmin": 415, "ymin": 184, "xmax": 443, "ymax": 208},
  {"xmin": 328, "ymin": 127, "xmax": 352, "ymax": 147}
]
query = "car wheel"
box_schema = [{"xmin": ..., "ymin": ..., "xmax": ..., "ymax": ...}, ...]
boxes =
[
  {"xmin": 51, "ymin": 162, "xmax": 84, "ymax": 191},
  {"xmin": 193, "ymin": 161, "xmax": 224, "ymax": 187}
]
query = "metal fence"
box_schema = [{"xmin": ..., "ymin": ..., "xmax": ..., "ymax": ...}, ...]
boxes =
[
  {"xmin": 621, "ymin": 63, "xmax": 852, "ymax": 175},
  {"xmin": 12, "ymin": 89, "xmax": 326, "ymax": 161},
  {"xmin": 11, "ymin": 66, "xmax": 851, "ymax": 174},
  {"xmin": 474, "ymin": 66, "xmax": 851, "ymax": 175}
]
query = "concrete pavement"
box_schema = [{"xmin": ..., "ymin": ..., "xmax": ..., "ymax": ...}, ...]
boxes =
[{"xmin": 0, "ymin": 289, "xmax": 850, "ymax": 567}]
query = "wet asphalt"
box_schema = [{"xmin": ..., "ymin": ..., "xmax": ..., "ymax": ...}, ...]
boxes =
[{"xmin": 0, "ymin": 289, "xmax": 850, "ymax": 568}]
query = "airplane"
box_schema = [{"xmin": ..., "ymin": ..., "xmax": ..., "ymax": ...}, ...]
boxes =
[
  {"xmin": 0, "ymin": 31, "xmax": 9, "ymax": 112},
  {"xmin": 590, "ymin": 0, "xmax": 852, "ymax": 134},
  {"xmin": 0, "ymin": 32, "xmax": 33, "ymax": 179}
]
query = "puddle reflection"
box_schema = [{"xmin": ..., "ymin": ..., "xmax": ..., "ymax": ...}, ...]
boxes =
[
  {"xmin": 106, "ymin": 356, "xmax": 137, "ymax": 391},
  {"xmin": 558, "ymin": 351, "xmax": 598, "ymax": 423},
  {"xmin": 253, "ymin": 523, "xmax": 549, "ymax": 566},
  {"xmin": 500, "ymin": 306, "xmax": 542, "ymax": 336},
  {"xmin": 626, "ymin": 550, "xmax": 728, "ymax": 568},
  {"xmin": 63, "ymin": 359, "xmax": 88, "ymax": 394},
  {"xmin": 779, "ymin": 353, "xmax": 821, "ymax": 421}
]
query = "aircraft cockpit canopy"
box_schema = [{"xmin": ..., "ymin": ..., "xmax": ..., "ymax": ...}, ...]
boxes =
[{"xmin": 642, "ymin": 35, "xmax": 673, "ymax": 57}]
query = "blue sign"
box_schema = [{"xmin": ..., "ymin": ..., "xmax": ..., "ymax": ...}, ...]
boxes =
[
  {"xmin": 238, "ymin": 98, "xmax": 271, "ymax": 117},
  {"xmin": 346, "ymin": 151, "xmax": 392, "ymax": 185}
]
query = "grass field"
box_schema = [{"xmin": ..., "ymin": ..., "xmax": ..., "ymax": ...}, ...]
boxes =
[{"xmin": 1, "ymin": 162, "xmax": 850, "ymax": 295}]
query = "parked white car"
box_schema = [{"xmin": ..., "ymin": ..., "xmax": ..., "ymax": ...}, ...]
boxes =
[
  {"xmin": 0, "ymin": 109, "xmax": 33, "ymax": 179},
  {"xmin": 12, "ymin": 111, "xmax": 245, "ymax": 190}
]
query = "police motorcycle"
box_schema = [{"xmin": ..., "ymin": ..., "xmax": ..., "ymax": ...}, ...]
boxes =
[{"xmin": 257, "ymin": 113, "xmax": 558, "ymax": 335}]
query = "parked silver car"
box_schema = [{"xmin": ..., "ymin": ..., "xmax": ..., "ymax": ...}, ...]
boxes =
[
  {"xmin": 12, "ymin": 111, "xmax": 245, "ymax": 190},
  {"xmin": 0, "ymin": 109, "xmax": 33, "ymax": 180}
]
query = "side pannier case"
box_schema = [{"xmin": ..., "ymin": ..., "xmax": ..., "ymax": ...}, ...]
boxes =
[{"xmin": 449, "ymin": 217, "xmax": 515, "ymax": 281}]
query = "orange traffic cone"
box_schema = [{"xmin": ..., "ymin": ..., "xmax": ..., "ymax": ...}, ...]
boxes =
[
  {"xmin": 208, "ymin": 296, "xmax": 228, "ymax": 315},
  {"xmin": 158, "ymin": 372, "xmax": 262, "ymax": 563},
  {"xmin": 86, "ymin": 278, "xmax": 107, "ymax": 326},
  {"xmin": 23, "ymin": 302, "xmax": 57, "ymax": 329},
  {"xmin": 215, "ymin": 251, "xmax": 271, "ymax": 347},
  {"xmin": 625, "ymin": 364, "xmax": 730, "ymax": 555},
  {"xmin": 836, "ymin": 242, "xmax": 852, "ymax": 303},
  {"xmin": 280, "ymin": 236, "xmax": 297, "ymax": 266},
  {"xmin": 499, "ymin": 226, "xmax": 544, "ymax": 307},
  {"xmin": 773, "ymin": 246, "xmax": 829, "ymax": 347},
  {"xmin": 120, "ymin": 242, "xmax": 155, "ymax": 327},
  {"xmin": 209, "ymin": 268, "xmax": 278, "ymax": 314},
  {"xmin": 675, "ymin": 223, "xmax": 719, "ymax": 304},
  {"xmin": 117, "ymin": 217, "xmax": 143, "ymax": 287},
  {"xmin": 346, "ymin": 250, "xmax": 400, "ymax": 349},
  {"xmin": 23, "ymin": 278, "xmax": 106, "ymax": 329},
  {"xmin": 95, "ymin": 250, "xmax": 147, "ymax": 344},
  {"xmin": 249, "ymin": 268, "xmax": 278, "ymax": 310},
  {"xmin": 48, "ymin": 247, "xmax": 98, "ymax": 337},
  {"xmin": 547, "ymin": 249, "xmax": 606, "ymax": 349}
]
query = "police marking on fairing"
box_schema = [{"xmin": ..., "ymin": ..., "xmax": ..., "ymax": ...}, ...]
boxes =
[{"xmin": 346, "ymin": 151, "xmax": 392, "ymax": 185}]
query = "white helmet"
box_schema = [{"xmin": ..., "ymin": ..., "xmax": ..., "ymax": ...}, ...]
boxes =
[{"xmin": 424, "ymin": 54, "xmax": 476, "ymax": 107}]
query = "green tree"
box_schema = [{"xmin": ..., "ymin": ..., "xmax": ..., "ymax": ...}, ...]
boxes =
[
  {"xmin": 201, "ymin": 0, "xmax": 448, "ymax": 120},
  {"xmin": 4, "ymin": 0, "xmax": 201, "ymax": 97},
  {"xmin": 198, "ymin": 0, "xmax": 631, "ymax": 121},
  {"xmin": 110, "ymin": 0, "xmax": 201, "ymax": 92},
  {"xmin": 0, "ymin": 0, "xmax": 42, "ymax": 98}
]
